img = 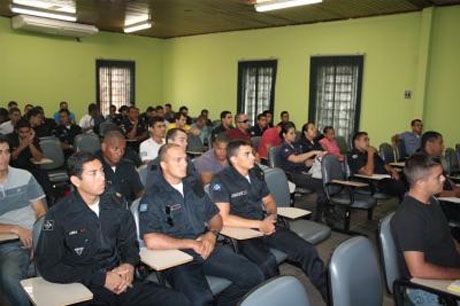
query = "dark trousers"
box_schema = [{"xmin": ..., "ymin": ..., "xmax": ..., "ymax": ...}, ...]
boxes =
[
  {"xmin": 289, "ymin": 172, "xmax": 328, "ymax": 220},
  {"xmin": 163, "ymin": 245, "xmax": 264, "ymax": 306},
  {"xmin": 377, "ymin": 178, "xmax": 407, "ymax": 201},
  {"xmin": 237, "ymin": 227, "xmax": 327, "ymax": 296},
  {"xmin": 79, "ymin": 280, "xmax": 190, "ymax": 306}
]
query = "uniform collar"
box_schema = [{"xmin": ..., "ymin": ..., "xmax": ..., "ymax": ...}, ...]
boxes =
[{"xmin": 69, "ymin": 190, "xmax": 105, "ymax": 214}]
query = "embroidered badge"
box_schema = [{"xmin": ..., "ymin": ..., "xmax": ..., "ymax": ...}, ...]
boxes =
[
  {"xmin": 139, "ymin": 203, "xmax": 148, "ymax": 212},
  {"xmin": 68, "ymin": 230, "xmax": 78, "ymax": 236},
  {"xmin": 43, "ymin": 220, "xmax": 54, "ymax": 231},
  {"xmin": 212, "ymin": 183, "xmax": 221, "ymax": 191},
  {"xmin": 352, "ymin": 154, "xmax": 358, "ymax": 159},
  {"xmin": 74, "ymin": 247, "xmax": 84, "ymax": 256}
]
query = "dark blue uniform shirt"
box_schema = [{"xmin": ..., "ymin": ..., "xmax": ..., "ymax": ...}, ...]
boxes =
[
  {"xmin": 278, "ymin": 141, "xmax": 308, "ymax": 173},
  {"xmin": 209, "ymin": 166, "xmax": 270, "ymax": 221},
  {"xmin": 36, "ymin": 191, "xmax": 139, "ymax": 287},
  {"xmin": 139, "ymin": 170, "xmax": 218, "ymax": 240},
  {"xmin": 347, "ymin": 148, "xmax": 388, "ymax": 175}
]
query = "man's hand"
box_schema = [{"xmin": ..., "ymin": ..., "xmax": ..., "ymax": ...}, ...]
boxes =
[
  {"xmin": 12, "ymin": 226, "xmax": 32, "ymax": 248},
  {"xmin": 111, "ymin": 263, "xmax": 134, "ymax": 287},
  {"xmin": 390, "ymin": 168, "xmax": 400, "ymax": 180},
  {"xmin": 259, "ymin": 214, "xmax": 276, "ymax": 235},
  {"xmin": 195, "ymin": 232, "xmax": 217, "ymax": 259},
  {"xmin": 104, "ymin": 271, "xmax": 129, "ymax": 295},
  {"xmin": 367, "ymin": 146, "xmax": 377, "ymax": 155}
]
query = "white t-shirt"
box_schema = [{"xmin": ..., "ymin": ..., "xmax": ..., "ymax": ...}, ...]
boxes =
[
  {"xmin": 0, "ymin": 120, "xmax": 14, "ymax": 135},
  {"xmin": 139, "ymin": 138, "xmax": 164, "ymax": 162},
  {"xmin": 88, "ymin": 198, "xmax": 100, "ymax": 217},
  {"xmin": 79, "ymin": 114, "xmax": 94, "ymax": 133}
]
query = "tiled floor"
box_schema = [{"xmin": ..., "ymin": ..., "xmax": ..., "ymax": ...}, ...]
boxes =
[{"xmin": 279, "ymin": 193, "xmax": 399, "ymax": 306}]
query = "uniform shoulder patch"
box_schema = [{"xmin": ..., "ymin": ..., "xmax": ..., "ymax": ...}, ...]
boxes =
[
  {"xmin": 139, "ymin": 203, "xmax": 148, "ymax": 212},
  {"xmin": 211, "ymin": 183, "xmax": 222, "ymax": 191},
  {"xmin": 43, "ymin": 220, "xmax": 55, "ymax": 231},
  {"xmin": 352, "ymin": 154, "xmax": 358, "ymax": 159}
]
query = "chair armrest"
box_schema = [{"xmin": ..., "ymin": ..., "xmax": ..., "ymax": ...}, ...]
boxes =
[
  {"xmin": 139, "ymin": 247, "xmax": 193, "ymax": 271},
  {"xmin": 330, "ymin": 179, "xmax": 369, "ymax": 188},
  {"xmin": 277, "ymin": 207, "xmax": 311, "ymax": 219}
]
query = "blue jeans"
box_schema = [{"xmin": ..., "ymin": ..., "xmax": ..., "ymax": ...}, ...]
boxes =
[
  {"xmin": 0, "ymin": 241, "xmax": 31, "ymax": 306},
  {"xmin": 163, "ymin": 245, "xmax": 264, "ymax": 306}
]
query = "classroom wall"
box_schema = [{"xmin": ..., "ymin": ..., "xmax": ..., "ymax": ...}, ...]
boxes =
[
  {"xmin": 0, "ymin": 17, "xmax": 165, "ymax": 120},
  {"xmin": 163, "ymin": 6, "xmax": 460, "ymax": 147},
  {"xmin": 424, "ymin": 5, "xmax": 460, "ymax": 148}
]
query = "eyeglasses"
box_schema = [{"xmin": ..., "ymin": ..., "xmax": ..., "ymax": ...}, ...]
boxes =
[{"xmin": 239, "ymin": 120, "xmax": 249, "ymax": 124}]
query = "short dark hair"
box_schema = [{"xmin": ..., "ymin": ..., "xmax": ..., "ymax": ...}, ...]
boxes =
[
  {"xmin": 148, "ymin": 116, "xmax": 164, "ymax": 127},
  {"xmin": 0, "ymin": 135, "xmax": 10, "ymax": 147},
  {"xmin": 59, "ymin": 108, "xmax": 70, "ymax": 116},
  {"xmin": 411, "ymin": 119, "xmax": 422, "ymax": 126},
  {"xmin": 119, "ymin": 105, "xmax": 128, "ymax": 113},
  {"xmin": 15, "ymin": 118, "xmax": 31, "ymax": 130},
  {"xmin": 257, "ymin": 113, "xmax": 266, "ymax": 121},
  {"xmin": 146, "ymin": 106, "xmax": 155, "ymax": 112},
  {"xmin": 352, "ymin": 131, "xmax": 368, "ymax": 148},
  {"xmin": 262, "ymin": 110, "xmax": 273, "ymax": 116},
  {"xmin": 323, "ymin": 126, "xmax": 334, "ymax": 134},
  {"xmin": 179, "ymin": 106, "xmax": 188, "ymax": 113},
  {"xmin": 9, "ymin": 107, "xmax": 20, "ymax": 115},
  {"xmin": 220, "ymin": 111, "xmax": 231, "ymax": 120},
  {"xmin": 421, "ymin": 131, "xmax": 442, "ymax": 150},
  {"xmin": 59, "ymin": 101, "xmax": 67, "ymax": 107},
  {"xmin": 279, "ymin": 121, "xmax": 296, "ymax": 139},
  {"xmin": 0, "ymin": 108, "xmax": 8, "ymax": 120},
  {"xmin": 26, "ymin": 107, "xmax": 42, "ymax": 120},
  {"xmin": 214, "ymin": 133, "xmax": 230, "ymax": 144},
  {"xmin": 8, "ymin": 101, "xmax": 18, "ymax": 108},
  {"xmin": 67, "ymin": 151, "xmax": 100, "ymax": 178},
  {"xmin": 174, "ymin": 112, "xmax": 186, "ymax": 121},
  {"xmin": 156, "ymin": 105, "xmax": 164, "ymax": 111},
  {"xmin": 280, "ymin": 111, "xmax": 289, "ymax": 117},
  {"xmin": 166, "ymin": 128, "xmax": 186, "ymax": 143},
  {"xmin": 404, "ymin": 153, "xmax": 441, "ymax": 186},
  {"xmin": 164, "ymin": 103, "xmax": 172, "ymax": 108},
  {"xmin": 201, "ymin": 109, "xmax": 208, "ymax": 115},
  {"xmin": 226, "ymin": 139, "xmax": 252, "ymax": 164},
  {"xmin": 88, "ymin": 103, "xmax": 98, "ymax": 113}
]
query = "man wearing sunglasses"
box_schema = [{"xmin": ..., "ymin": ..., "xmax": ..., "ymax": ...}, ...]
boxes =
[{"xmin": 227, "ymin": 113, "xmax": 251, "ymax": 142}]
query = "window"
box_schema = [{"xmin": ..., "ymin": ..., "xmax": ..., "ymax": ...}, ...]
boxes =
[
  {"xmin": 96, "ymin": 60, "xmax": 135, "ymax": 116},
  {"xmin": 308, "ymin": 56, "xmax": 363, "ymax": 140},
  {"xmin": 237, "ymin": 60, "xmax": 277, "ymax": 125}
]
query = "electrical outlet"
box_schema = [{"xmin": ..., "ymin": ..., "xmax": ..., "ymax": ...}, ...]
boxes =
[{"xmin": 404, "ymin": 90, "xmax": 412, "ymax": 99}]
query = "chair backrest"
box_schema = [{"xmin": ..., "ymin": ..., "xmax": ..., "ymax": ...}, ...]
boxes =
[
  {"xmin": 379, "ymin": 142, "xmax": 395, "ymax": 163},
  {"xmin": 187, "ymin": 134, "xmax": 205, "ymax": 152},
  {"xmin": 263, "ymin": 167, "xmax": 290, "ymax": 208},
  {"xmin": 137, "ymin": 165, "xmax": 148, "ymax": 187},
  {"xmin": 74, "ymin": 134, "xmax": 101, "ymax": 154},
  {"xmin": 98, "ymin": 121, "xmax": 118, "ymax": 137},
  {"xmin": 251, "ymin": 136, "xmax": 261, "ymax": 151},
  {"xmin": 321, "ymin": 154, "xmax": 345, "ymax": 195},
  {"xmin": 378, "ymin": 212, "xmax": 400, "ymax": 294},
  {"xmin": 268, "ymin": 145, "xmax": 281, "ymax": 168},
  {"xmin": 329, "ymin": 236, "xmax": 383, "ymax": 306},
  {"xmin": 238, "ymin": 276, "xmax": 310, "ymax": 306},
  {"xmin": 39, "ymin": 138, "xmax": 65, "ymax": 170},
  {"xmin": 130, "ymin": 198, "xmax": 145, "ymax": 248},
  {"xmin": 445, "ymin": 148, "xmax": 458, "ymax": 174}
]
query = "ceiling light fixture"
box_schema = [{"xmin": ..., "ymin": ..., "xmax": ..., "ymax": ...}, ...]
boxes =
[
  {"xmin": 11, "ymin": 4, "xmax": 77, "ymax": 22},
  {"xmin": 123, "ymin": 20, "xmax": 152, "ymax": 33},
  {"xmin": 12, "ymin": 0, "xmax": 76, "ymax": 14},
  {"xmin": 254, "ymin": 0, "xmax": 322, "ymax": 12}
]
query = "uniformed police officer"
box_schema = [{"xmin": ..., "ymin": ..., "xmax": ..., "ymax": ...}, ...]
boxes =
[
  {"xmin": 36, "ymin": 152, "xmax": 190, "ymax": 306},
  {"xmin": 139, "ymin": 143, "xmax": 264, "ymax": 306},
  {"xmin": 209, "ymin": 139, "xmax": 328, "ymax": 300},
  {"xmin": 144, "ymin": 128, "xmax": 199, "ymax": 193},
  {"xmin": 98, "ymin": 130, "xmax": 144, "ymax": 204}
]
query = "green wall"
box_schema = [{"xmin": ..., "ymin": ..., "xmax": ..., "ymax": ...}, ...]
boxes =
[
  {"xmin": 424, "ymin": 5, "xmax": 460, "ymax": 147},
  {"xmin": 1, "ymin": 5, "xmax": 459, "ymax": 147},
  {"xmin": 0, "ymin": 17, "xmax": 164, "ymax": 119}
]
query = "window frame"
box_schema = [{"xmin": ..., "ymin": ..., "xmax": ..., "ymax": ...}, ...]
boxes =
[
  {"xmin": 96, "ymin": 59, "xmax": 136, "ymax": 111},
  {"xmin": 237, "ymin": 59, "xmax": 277, "ymax": 124},
  {"xmin": 308, "ymin": 55, "xmax": 364, "ymax": 135}
]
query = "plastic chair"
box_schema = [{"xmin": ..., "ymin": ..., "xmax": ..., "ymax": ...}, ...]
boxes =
[
  {"xmin": 329, "ymin": 236, "xmax": 383, "ymax": 306},
  {"xmin": 379, "ymin": 142, "xmax": 396, "ymax": 163},
  {"xmin": 264, "ymin": 167, "xmax": 331, "ymax": 244},
  {"xmin": 321, "ymin": 155, "xmax": 376, "ymax": 233},
  {"xmin": 251, "ymin": 136, "xmax": 261, "ymax": 151},
  {"xmin": 268, "ymin": 145, "xmax": 282, "ymax": 168},
  {"xmin": 39, "ymin": 138, "xmax": 69, "ymax": 183},
  {"xmin": 74, "ymin": 133, "xmax": 101, "ymax": 154},
  {"xmin": 238, "ymin": 276, "xmax": 311, "ymax": 306}
]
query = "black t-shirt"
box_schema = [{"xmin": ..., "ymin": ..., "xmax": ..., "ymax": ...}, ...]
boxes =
[
  {"xmin": 391, "ymin": 195, "xmax": 460, "ymax": 279},
  {"xmin": 347, "ymin": 148, "xmax": 387, "ymax": 175},
  {"xmin": 298, "ymin": 137, "xmax": 322, "ymax": 153}
]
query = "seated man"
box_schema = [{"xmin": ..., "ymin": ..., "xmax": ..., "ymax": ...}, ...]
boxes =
[
  {"xmin": 36, "ymin": 152, "xmax": 189, "ymax": 306},
  {"xmin": 347, "ymin": 131, "xmax": 407, "ymax": 200},
  {"xmin": 248, "ymin": 113, "xmax": 268, "ymax": 137},
  {"xmin": 398, "ymin": 119, "xmax": 423, "ymax": 157},
  {"xmin": 193, "ymin": 134, "xmax": 229, "ymax": 185},
  {"xmin": 226, "ymin": 113, "xmax": 251, "ymax": 142},
  {"xmin": 53, "ymin": 108, "xmax": 82, "ymax": 159},
  {"xmin": 257, "ymin": 122, "xmax": 282, "ymax": 165},
  {"xmin": 27, "ymin": 107, "xmax": 54, "ymax": 138},
  {"xmin": 139, "ymin": 116, "xmax": 166, "ymax": 164},
  {"xmin": 139, "ymin": 144, "xmax": 264, "ymax": 306},
  {"xmin": 79, "ymin": 103, "xmax": 97, "ymax": 134},
  {"xmin": 211, "ymin": 111, "xmax": 233, "ymax": 141},
  {"xmin": 391, "ymin": 153, "xmax": 460, "ymax": 305},
  {"xmin": 209, "ymin": 140, "xmax": 327, "ymax": 300},
  {"xmin": 97, "ymin": 130, "xmax": 143, "ymax": 204},
  {"xmin": 167, "ymin": 112, "xmax": 191, "ymax": 133},
  {"xmin": 123, "ymin": 106, "xmax": 148, "ymax": 143},
  {"xmin": 0, "ymin": 136, "xmax": 47, "ymax": 306},
  {"xmin": 53, "ymin": 101, "xmax": 76, "ymax": 123},
  {"xmin": 0, "ymin": 107, "xmax": 21, "ymax": 135},
  {"xmin": 145, "ymin": 128, "xmax": 199, "ymax": 192}
]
